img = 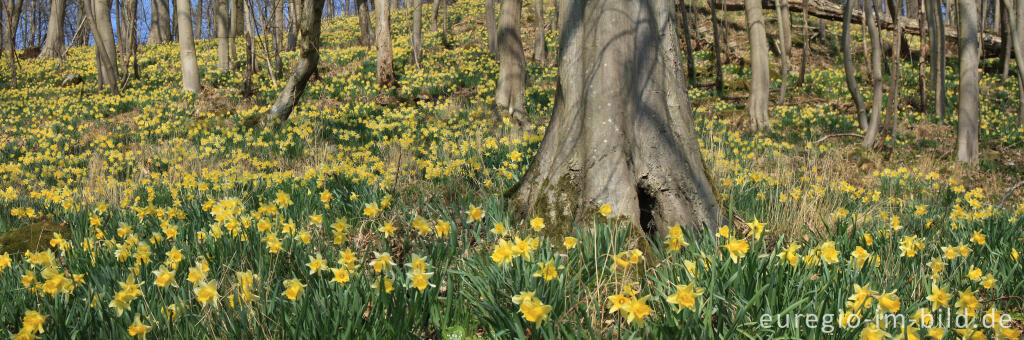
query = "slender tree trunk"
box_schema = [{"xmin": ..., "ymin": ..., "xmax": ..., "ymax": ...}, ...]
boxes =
[
  {"xmin": 495, "ymin": 0, "xmax": 526, "ymax": 121},
  {"xmin": 918, "ymin": 0, "xmax": 929, "ymax": 110},
  {"xmin": 439, "ymin": 0, "xmax": 449, "ymax": 46},
  {"xmin": 796, "ymin": 0, "xmax": 809, "ymax": 86},
  {"xmin": 411, "ymin": 0, "xmax": 421, "ymax": 66},
  {"xmin": 216, "ymin": 0, "xmax": 232, "ymax": 70},
  {"xmin": 176, "ymin": 0, "xmax": 201, "ymax": 92},
  {"xmin": 884, "ymin": 0, "xmax": 902, "ymax": 145},
  {"xmin": 709, "ymin": 0, "xmax": 724, "ymax": 93},
  {"xmin": 932, "ymin": 0, "xmax": 946, "ymax": 120},
  {"xmin": 486, "ymin": 0, "xmax": 496, "ymax": 54},
  {"xmin": 998, "ymin": 2, "xmax": 1011, "ymax": 79},
  {"xmin": 242, "ymin": 0, "xmax": 256, "ymax": 96},
  {"xmin": 533, "ymin": 0, "xmax": 546, "ymax": 62},
  {"xmin": 957, "ymin": 0, "xmax": 980, "ymax": 163},
  {"xmin": 775, "ymin": 0, "xmax": 791, "ymax": 104},
  {"xmin": 272, "ymin": 0, "xmax": 284, "ymax": 73},
  {"xmin": 3, "ymin": 0, "xmax": 25, "ymax": 84},
  {"xmin": 229, "ymin": 0, "xmax": 240, "ymax": 66},
  {"xmin": 357, "ymin": 0, "xmax": 372, "ymax": 46},
  {"xmin": 844, "ymin": 0, "xmax": 869, "ymax": 129},
  {"xmin": 287, "ymin": 0, "xmax": 298, "ymax": 50},
  {"xmin": 430, "ymin": 0, "xmax": 438, "ymax": 31},
  {"xmin": 374, "ymin": 0, "xmax": 394, "ymax": 86},
  {"xmin": 262, "ymin": 0, "xmax": 326, "ymax": 126},
  {"xmin": 39, "ymin": 0, "xmax": 66, "ymax": 57},
  {"xmin": 747, "ymin": 0, "xmax": 771, "ymax": 130},
  {"xmin": 861, "ymin": 0, "xmax": 885, "ymax": 147},
  {"xmin": 510, "ymin": 0, "xmax": 722, "ymax": 237},
  {"xmin": 121, "ymin": 0, "xmax": 139, "ymax": 80},
  {"xmin": 677, "ymin": 0, "xmax": 695, "ymax": 82},
  {"xmin": 1001, "ymin": 0, "xmax": 1024, "ymax": 124}
]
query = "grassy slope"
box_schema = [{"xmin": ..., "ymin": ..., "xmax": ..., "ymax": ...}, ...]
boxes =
[{"xmin": 0, "ymin": 1, "xmax": 1022, "ymax": 338}]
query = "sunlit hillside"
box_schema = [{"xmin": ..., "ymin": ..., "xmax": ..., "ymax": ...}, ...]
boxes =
[{"xmin": 1, "ymin": 0, "xmax": 1023, "ymax": 338}]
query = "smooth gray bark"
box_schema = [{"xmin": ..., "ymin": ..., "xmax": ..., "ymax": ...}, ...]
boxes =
[
  {"xmin": 775, "ymin": 0, "xmax": 792, "ymax": 104},
  {"xmin": 357, "ymin": 0, "xmax": 372, "ymax": 46},
  {"xmin": 843, "ymin": 0, "xmax": 869, "ymax": 129},
  {"xmin": 861, "ymin": 0, "xmax": 884, "ymax": 147},
  {"xmin": 85, "ymin": 0, "xmax": 119, "ymax": 94},
  {"xmin": 216, "ymin": 0, "xmax": 232, "ymax": 70},
  {"xmin": 957, "ymin": 0, "xmax": 979, "ymax": 163},
  {"xmin": 533, "ymin": 0, "xmax": 546, "ymax": 62},
  {"xmin": 510, "ymin": 0, "xmax": 722, "ymax": 237},
  {"xmin": 486, "ymin": 0, "xmax": 496, "ymax": 53},
  {"xmin": 263, "ymin": 0, "xmax": 326, "ymax": 126},
  {"xmin": 411, "ymin": 0, "xmax": 422, "ymax": 66},
  {"xmin": 39, "ymin": 0, "xmax": 66, "ymax": 58},
  {"xmin": 176, "ymin": 0, "xmax": 201, "ymax": 92},
  {"xmin": 746, "ymin": 0, "xmax": 771, "ymax": 130},
  {"xmin": 147, "ymin": 0, "xmax": 171, "ymax": 43},
  {"xmin": 374, "ymin": 0, "xmax": 395, "ymax": 86},
  {"xmin": 495, "ymin": 0, "xmax": 526, "ymax": 118}
]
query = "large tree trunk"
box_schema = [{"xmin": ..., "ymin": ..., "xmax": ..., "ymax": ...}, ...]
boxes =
[
  {"xmin": 495, "ymin": 0, "xmax": 526, "ymax": 120},
  {"xmin": 216, "ymin": 0, "xmax": 232, "ymax": 70},
  {"xmin": 486, "ymin": 0, "xmax": 496, "ymax": 53},
  {"xmin": 272, "ymin": 0, "xmax": 284, "ymax": 73},
  {"xmin": 357, "ymin": 0, "xmax": 372, "ymax": 46},
  {"xmin": 533, "ymin": 0, "xmax": 546, "ymax": 62},
  {"xmin": 176, "ymin": 0, "xmax": 201, "ymax": 92},
  {"xmin": 775, "ymin": 0, "xmax": 791, "ymax": 104},
  {"xmin": 228, "ymin": 0, "xmax": 240, "ymax": 66},
  {"xmin": 861, "ymin": 0, "xmax": 885, "ymax": 147},
  {"xmin": 374, "ymin": 0, "xmax": 395, "ymax": 86},
  {"xmin": 746, "ymin": 0, "xmax": 771, "ymax": 130},
  {"xmin": 86, "ymin": 0, "xmax": 119, "ymax": 94},
  {"xmin": 411, "ymin": 0, "xmax": 422, "ymax": 66},
  {"xmin": 39, "ymin": 0, "xmax": 66, "ymax": 58},
  {"xmin": 998, "ymin": 3, "xmax": 1011, "ymax": 79},
  {"xmin": 261, "ymin": 0, "xmax": 326, "ymax": 126},
  {"xmin": 509, "ymin": 0, "xmax": 723, "ymax": 237},
  {"xmin": 957, "ymin": 0, "xmax": 980, "ymax": 163},
  {"xmin": 147, "ymin": 0, "xmax": 170, "ymax": 43},
  {"xmin": 843, "ymin": 0, "xmax": 869, "ymax": 129}
]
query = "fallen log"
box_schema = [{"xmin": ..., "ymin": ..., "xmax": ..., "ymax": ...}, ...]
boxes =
[{"xmin": 719, "ymin": 0, "xmax": 1006, "ymax": 57}]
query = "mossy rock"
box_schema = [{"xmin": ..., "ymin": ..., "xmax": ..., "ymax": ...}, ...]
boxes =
[{"xmin": 0, "ymin": 220, "xmax": 69, "ymax": 254}]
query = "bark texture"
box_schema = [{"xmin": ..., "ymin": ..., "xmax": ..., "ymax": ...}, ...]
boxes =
[
  {"xmin": 509, "ymin": 0, "xmax": 723, "ymax": 237},
  {"xmin": 775, "ymin": 0, "xmax": 791, "ymax": 103},
  {"xmin": 843, "ymin": 0, "xmax": 868, "ymax": 129},
  {"xmin": 533, "ymin": 0, "xmax": 546, "ymax": 62},
  {"xmin": 957, "ymin": 0, "xmax": 979, "ymax": 163},
  {"xmin": 216, "ymin": 0, "xmax": 232, "ymax": 70},
  {"xmin": 486, "ymin": 0, "xmax": 496, "ymax": 53},
  {"xmin": 860, "ymin": 0, "xmax": 885, "ymax": 147},
  {"xmin": 495, "ymin": 0, "xmax": 526, "ymax": 117},
  {"xmin": 357, "ymin": 0, "xmax": 372, "ymax": 46},
  {"xmin": 147, "ymin": 0, "xmax": 171, "ymax": 43},
  {"xmin": 1003, "ymin": 0, "xmax": 1024, "ymax": 124},
  {"xmin": 176, "ymin": 0, "xmax": 201, "ymax": 92},
  {"xmin": 263, "ymin": 0, "xmax": 325, "ymax": 126},
  {"xmin": 746, "ymin": 0, "xmax": 771, "ymax": 130},
  {"xmin": 374, "ymin": 0, "xmax": 395, "ymax": 86},
  {"xmin": 39, "ymin": 0, "xmax": 66, "ymax": 58},
  {"xmin": 85, "ymin": 0, "xmax": 119, "ymax": 94},
  {"xmin": 411, "ymin": 0, "xmax": 422, "ymax": 66}
]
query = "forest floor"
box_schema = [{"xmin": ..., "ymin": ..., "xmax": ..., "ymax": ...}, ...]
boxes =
[{"xmin": 0, "ymin": 1, "xmax": 1022, "ymax": 338}]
